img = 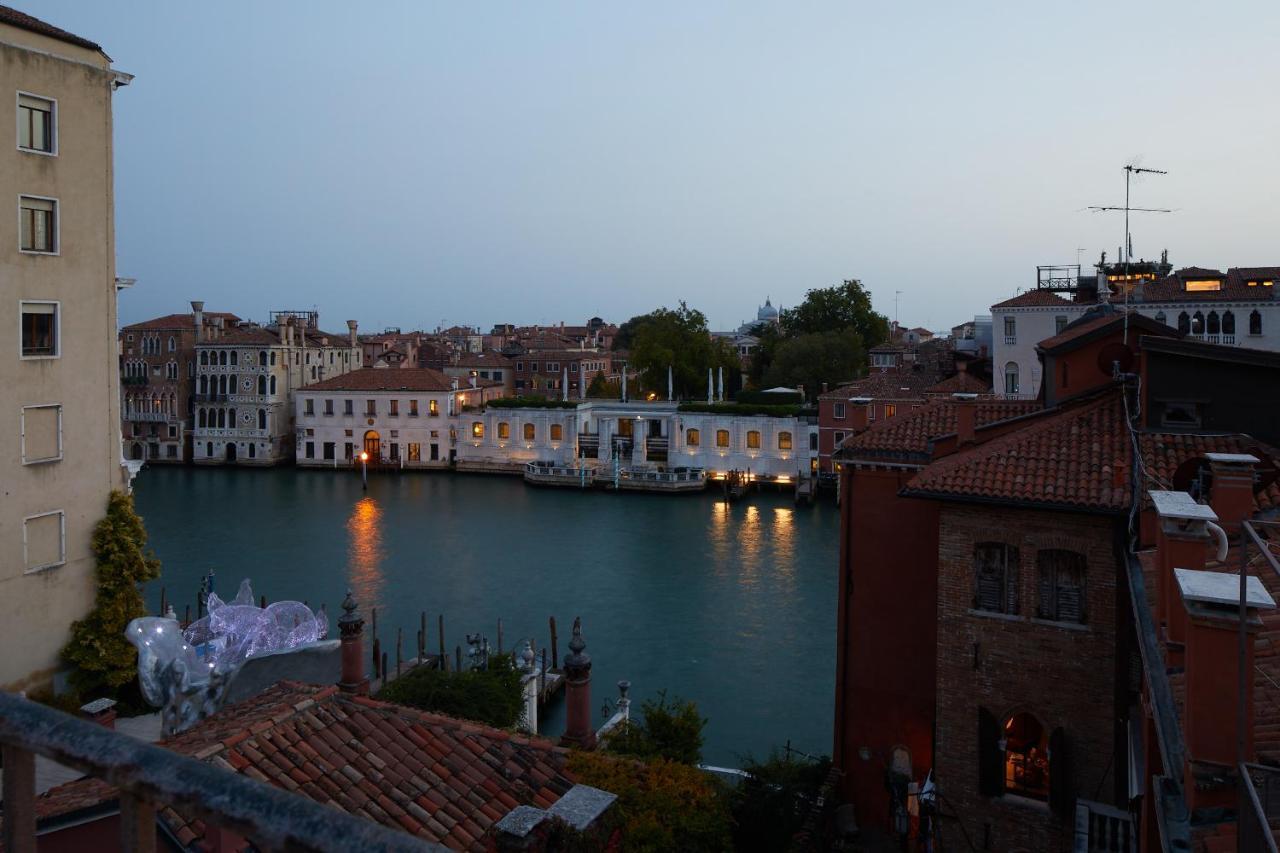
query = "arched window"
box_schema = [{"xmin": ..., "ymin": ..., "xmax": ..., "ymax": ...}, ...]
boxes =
[
  {"xmin": 269, "ymin": 375, "xmax": 277, "ymax": 394},
  {"xmin": 248, "ymin": 443, "xmax": 256, "ymax": 459},
  {"xmin": 1177, "ymin": 311, "xmax": 1190, "ymax": 334},
  {"xmin": 778, "ymin": 431, "xmax": 792, "ymax": 450},
  {"xmin": 1251, "ymin": 310, "xmax": 1263, "ymax": 336},
  {"xmin": 230, "ymin": 350, "xmax": 238, "ymax": 366},
  {"xmin": 219, "ymin": 350, "xmax": 227, "ymax": 366},
  {"xmin": 1037, "ymin": 549, "xmax": 1086, "ymax": 623},
  {"xmin": 259, "ymin": 351, "xmax": 267, "ymax": 366},
  {"xmin": 258, "ymin": 409, "xmax": 266, "ymax": 430},
  {"xmin": 523, "ymin": 423, "xmax": 535, "ymax": 441},
  {"xmin": 198, "ymin": 409, "xmax": 207, "ymax": 428},
  {"xmin": 270, "ymin": 352, "xmax": 277, "ymax": 366},
  {"xmin": 1003, "ymin": 362, "xmax": 1019, "ymax": 396},
  {"xmin": 974, "ymin": 542, "xmax": 1019, "ymax": 614},
  {"xmin": 168, "ymin": 336, "xmax": 176, "ymax": 352},
  {"xmin": 1223, "ymin": 311, "xmax": 1235, "ymax": 335},
  {"xmin": 206, "ymin": 442, "xmax": 212, "ymax": 457},
  {"xmin": 258, "ymin": 375, "xmax": 267, "ymax": 394},
  {"xmin": 199, "ymin": 376, "xmax": 208, "ymax": 394},
  {"xmin": 746, "ymin": 430, "xmax": 761, "ymax": 449},
  {"xmin": 1001, "ymin": 711, "xmax": 1049, "ymax": 800},
  {"xmin": 686, "ymin": 428, "xmax": 700, "ymax": 447},
  {"xmin": 550, "ymin": 423, "xmax": 563, "ymax": 442},
  {"xmin": 498, "ymin": 422, "xmax": 510, "ymax": 440},
  {"xmin": 229, "ymin": 409, "xmax": 237, "ymax": 427},
  {"xmin": 1207, "ymin": 311, "xmax": 1220, "ymax": 335},
  {"xmin": 715, "ymin": 429, "xmax": 730, "ymax": 448},
  {"xmin": 200, "ymin": 351, "xmax": 209, "ymax": 366},
  {"xmin": 218, "ymin": 375, "xmax": 227, "ymax": 394},
  {"xmin": 1154, "ymin": 311, "xmax": 1166, "ymax": 326},
  {"xmin": 217, "ymin": 409, "xmax": 226, "ymax": 428},
  {"xmin": 1192, "ymin": 311, "xmax": 1205, "ymax": 334}
]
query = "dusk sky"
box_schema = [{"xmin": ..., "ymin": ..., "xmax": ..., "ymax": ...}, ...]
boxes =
[{"xmin": 28, "ymin": 1, "xmax": 1280, "ymax": 333}]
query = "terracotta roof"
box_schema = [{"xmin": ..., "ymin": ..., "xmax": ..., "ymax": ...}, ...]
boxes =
[
  {"xmin": 302, "ymin": 367, "xmax": 484, "ymax": 393},
  {"xmin": 0, "ymin": 4, "xmax": 102, "ymax": 51},
  {"xmin": 1175, "ymin": 267, "xmax": 1225, "ymax": 278},
  {"xmin": 1138, "ymin": 432, "xmax": 1280, "ymax": 512},
  {"xmin": 1134, "ymin": 267, "xmax": 1278, "ymax": 303},
  {"xmin": 992, "ymin": 290, "xmax": 1075, "ymax": 309},
  {"xmin": 840, "ymin": 368, "xmax": 947, "ymax": 400},
  {"xmin": 453, "ymin": 352, "xmax": 513, "ymax": 368},
  {"xmin": 30, "ymin": 682, "xmax": 580, "ymax": 852},
  {"xmin": 1035, "ymin": 309, "xmax": 1176, "ymax": 353},
  {"xmin": 196, "ymin": 327, "xmax": 282, "ymax": 346},
  {"xmin": 517, "ymin": 350, "xmax": 608, "ymax": 361},
  {"xmin": 840, "ymin": 398, "xmax": 1042, "ymax": 460},
  {"xmin": 902, "ymin": 392, "xmax": 1131, "ymax": 511},
  {"xmin": 122, "ymin": 312, "xmax": 240, "ymax": 332},
  {"xmin": 925, "ymin": 372, "xmax": 991, "ymax": 395}
]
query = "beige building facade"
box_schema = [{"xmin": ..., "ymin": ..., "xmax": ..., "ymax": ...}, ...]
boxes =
[{"xmin": 0, "ymin": 7, "xmax": 132, "ymax": 692}]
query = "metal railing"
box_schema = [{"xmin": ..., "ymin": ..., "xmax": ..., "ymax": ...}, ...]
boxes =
[
  {"xmin": 1240, "ymin": 762, "xmax": 1280, "ymax": 853},
  {"xmin": 0, "ymin": 692, "xmax": 442, "ymax": 853},
  {"xmin": 618, "ymin": 468, "xmax": 705, "ymax": 483},
  {"xmin": 126, "ymin": 411, "xmax": 171, "ymax": 422},
  {"xmin": 1074, "ymin": 799, "xmax": 1136, "ymax": 852}
]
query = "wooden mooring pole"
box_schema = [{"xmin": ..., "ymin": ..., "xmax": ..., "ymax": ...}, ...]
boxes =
[
  {"xmin": 549, "ymin": 616, "xmax": 559, "ymax": 669},
  {"xmin": 438, "ymin": 614, "xmax": 447, "ymax": 672}
]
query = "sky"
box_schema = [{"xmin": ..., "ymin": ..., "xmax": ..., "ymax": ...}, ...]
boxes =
[{"xmin": 24, "ymin": 1, "xmax": 1280, "ymax": 333}]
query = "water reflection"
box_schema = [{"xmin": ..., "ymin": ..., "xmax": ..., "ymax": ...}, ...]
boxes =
[{"xmin": 346, "ymin": 496, "xmax": 386, "ymax": 609}]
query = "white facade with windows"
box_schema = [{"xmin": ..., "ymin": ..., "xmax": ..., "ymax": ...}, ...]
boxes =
[{"xmin": 990, "ymin": 300, "xmax": 1088, "ymax": 399}]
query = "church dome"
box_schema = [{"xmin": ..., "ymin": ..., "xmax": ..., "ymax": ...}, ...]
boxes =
[{"xmin": 757, "ymin": 298, "xmax": 779, "ymax": 322}]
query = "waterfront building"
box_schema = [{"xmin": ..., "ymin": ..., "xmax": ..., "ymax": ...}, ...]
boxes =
[
  {"xmin": 512, "ymin": 349, "xmax": 612, "ymax": 399},
  {"xmin": 442, "ymin": 350, "xmax": 514, "ymax": 397},
  {"xmin": 993, "ymin": 258, "xmax": 1280, "ymax": 398},
  {"xmin": 0, "ymin": 6, "xmax": 132, "ymax": 692},
  {"xmin": 192, "ymin": 310, "xmax": 363, "ymax": 465},
  {"xmin": 294, "ymin": 367, "xmax": 503, "ymax": 468},
  {"xmin": 119, "ymin": 306, "xmax": 239, "ymax": 464}
]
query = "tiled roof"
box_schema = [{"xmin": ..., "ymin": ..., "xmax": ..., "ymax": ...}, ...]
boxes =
[
  {"xmin": 196, "ymin": 327, "xmax": 282, "ymax": 346},
  {"xmin": 925, "ymin": 372, "xmax": 991, "ymax": 395},
  {"xmin": 839, "ymin": 368, "xmax": 947, "ymax": 400},
  {"xmin": 453, "ymin": 352, "xmax": 513, "ymax": 368},
  {"xmin": 902, "ymin": 392, "xmax": 1130, "ymax": 510},
  {"xmin": 29, "ymin": 682, "xmax": 580, "ymax": 852},
  {"xmin": 122, "ymin": 312, "xmax": 240, "ymax": 332},
  {"xmin": 841, "ymin": 398, "xmax": 1041, "ymax": 460},
  {"xmin": 302, "ymin": 367, "xmax": 485, "ymax": 393},
  {"xmin": 1134, "ymin": 267, "xmax": 1278, "ymax": 304},
  {"xmin": 0, "ymin": 4, "xmax": 102, "ymax": 51},
  {"xmin": 516, "ymin": 349, "xmax": 608, "ymax": 361},
  {"xmin": 1138, "ymin": 431, "xmax": 1280, "ymax": 512},
  {"xmin": 991, "ymin": 289, "xmax": 1075, "ymax": 309}
]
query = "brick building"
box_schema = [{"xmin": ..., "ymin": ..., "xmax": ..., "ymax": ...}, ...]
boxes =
[{"xmin": 512, "ymin": 349, "xmax": 612, "ymax": 399}]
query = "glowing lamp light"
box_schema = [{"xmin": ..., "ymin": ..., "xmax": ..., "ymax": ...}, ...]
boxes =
[{"xmin": 359, "ymin": 451, "xmax": 369, "ymax": 462}]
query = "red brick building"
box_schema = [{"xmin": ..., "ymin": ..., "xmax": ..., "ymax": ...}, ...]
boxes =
[{"xmin": 512, "ymin": 349, "xmax": 612, "ymax": 399}]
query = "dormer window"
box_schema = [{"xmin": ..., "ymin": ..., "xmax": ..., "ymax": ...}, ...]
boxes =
[{"xmin": 1184, "ymin": 279, "xmax": 1222, "ymax": 292}]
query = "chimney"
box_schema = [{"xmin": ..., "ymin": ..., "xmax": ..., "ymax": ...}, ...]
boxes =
[
  {"xmin": 347, "ymin": 320, "xmax": 358, "ymax": 348},
  {"xmin": 1205, "ymin": 453, "xmax": 1259, "ymax": 534},
  {"xmin": 337, "ymin": 591, "xmax": 369, "ymax": 695},
  {"xmin": 821, "ymin": 382, "xmax": 828, "ymax": 394},
  {"xmin": 79, "ymin": 697, "xmax": 117, "ymax": 730},
  {"xmin": 1150, "ymin": 490, "xmax": 1218, "ymax": 650},
  {"xmin": 191, "ymin": 301, "xmax": 205, "ymax": 342},
  {"xmin": 279, "ymin": 317, "xmax": 289, "ymax": 346},
  {"xmin": 953, "ymin": 393, "xmax": 978, "ymax": 444},
  {"xmin": 1176, "ymin": 567, "xmax": 1275, "ymax": 808},
  {"xmin": 849, "ymin": 397, "xmax": 870, "ymax": 430},
  {"xmin": 560, "ymin": 617, "xmax": 596, "ymax": 750}
]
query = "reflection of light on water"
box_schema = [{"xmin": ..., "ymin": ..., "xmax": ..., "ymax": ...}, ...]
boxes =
[
  {"xmin": 346, "ymin": 497, "xmax": 386, "ymax": 609},
  {"xmin": 772, "ymin": 507, "xmax": 796, "ymax": 585}
]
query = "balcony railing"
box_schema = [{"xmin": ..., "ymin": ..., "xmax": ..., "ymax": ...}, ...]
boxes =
[
  {"xmin": 1074, "ymin": 799, "xmax": 1135, "ymax": 852},
  {"xmin": 1186, "ymin": 333, "xmax": 1237, "ymax": 346},
  {"xmin": 127, "ymin": 411, "xmax": 171, "ymax": 422},
  {"xmin": 1239, "ymin": 762, "xmax": 1280, "ymax": 853},
  {"xmin": 0, "ymin": 692, "xmax": 442, "ymax": 853}
]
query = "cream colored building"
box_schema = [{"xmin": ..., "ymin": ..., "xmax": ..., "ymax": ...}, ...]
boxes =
[{"xmin": 0, "ymin": 7, "xmax": 132, "ymax": 692}]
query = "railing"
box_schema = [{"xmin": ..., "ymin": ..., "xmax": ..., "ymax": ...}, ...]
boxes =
[
  {"xmin": 1240, "ymin": 763, "xmax": 1280, "ymax": 853},
  {"xmin": 197, "ymin": 428, "xmax": 265, "ymax": 438},
  {"xmin": 1004, "ymin": 335, "xmax": 1017, "ymax": 345},
  {"xmin": 645, "ymin": 437, "xmax": 669, "ymax": 461},
  {"xmin": 1185, "ymin": 333, "xmax": 1237, "ymax": 346},
  {"xmin": 193, "ymin": 394, "xmax": 229, "ymax": 403},
  {"xmin": 0, "ymin": 692, "xmax": 442, "ymax": 853},
  {"xmin": 619, "ymin": 467, "xmax": 705, "ymax": 484},
  {"xmin": 1074, "ymin": 799, "xmax": 1136, "ymax": 853},
  {"xmin": 126, "ymin": 411, "xmax": 171, "ymax": 422}
]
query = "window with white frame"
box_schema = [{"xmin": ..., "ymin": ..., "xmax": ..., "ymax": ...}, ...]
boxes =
[
  {"xmin": 21, "ymin": 404, "xmax": 61, "ymax": 463},
  {"xmin": 1004, "ymin": 362, "xmax": 1020, "ymax": 395},
  {"xmin": 19, "ymin": 196, "xmax": 57, "ymax": 253},
  {"xmin": 24, "ymin": 510, "xmax": 65, "ymax": 572},
  {"xmin": 17, "ymin": 93, "xmax": 54, "ymax": 154},
  {"xmin": 20, "ymin": 301, "xmax": 58, "ymax": 357},
  {"xmin": 1003, "ymin": 316, "xmax": 1016, "ymax": 343}
]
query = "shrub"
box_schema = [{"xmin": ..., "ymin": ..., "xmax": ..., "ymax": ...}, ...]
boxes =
[
  {"xmin": 61, "ymin": 491, "xmax": 161, "ymax": 708},
  {"xmin": 485, "ymin": 396, "xmax": 579, "ymax": 409},
  {"xmin": 677, "ymin": 401, "xmax": 810, "ymax": 418},
  {"xmin": 568, "ymin": 751, "xmax": 732, "ymax": 853},
  {"xmin": 607, "ymin": 691, "xmax": 706, "ymax": 766},
  {"xmin": 377, "ymin": 653, "xmax": 525, "ymax": 729},
  {"xmin": 730, "ymin": 752, "xmax": 833, "ymax": 853}
]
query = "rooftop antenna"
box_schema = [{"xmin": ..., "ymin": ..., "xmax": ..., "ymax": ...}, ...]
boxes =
[
  {"xmin": 894, "ymin": 290, "xmax": 902, "ymax": 329},
  {"xmin": 1088, "ymin": 163, "xmax": 1171, "ymax": 342}
]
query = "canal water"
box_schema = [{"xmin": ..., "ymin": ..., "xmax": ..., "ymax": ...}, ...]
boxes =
[{"xmin": 133, "ymin": 466, "xmax": 837, "ymax": 767}]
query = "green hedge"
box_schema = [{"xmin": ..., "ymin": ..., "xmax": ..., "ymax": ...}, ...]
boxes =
[
  {"xmin": 733, "ymin": 390, "xmax": 803, "ymax": 406},
  {"xmin": 486, "ymin": 396, "xmax": 580, "ymax": 410},
  {"xmin": 377, "ymin": 653, "xmax": 525, "ymax": 729}
]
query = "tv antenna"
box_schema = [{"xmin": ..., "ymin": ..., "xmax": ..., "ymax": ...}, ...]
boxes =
[
  {"xmin": 894, "ymin": 290, "xmax": 902, "ymax": 329},
  {"xmin": 1088, "ymin": 163, "xmax": 1171, "ymax": 341}
]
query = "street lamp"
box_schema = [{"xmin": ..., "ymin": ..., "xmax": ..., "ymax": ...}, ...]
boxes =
[{"xmin": 359, "ymin": 451, "xmax": 368, "ymax": 490}]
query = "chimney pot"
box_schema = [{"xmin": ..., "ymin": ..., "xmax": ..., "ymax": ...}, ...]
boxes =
[
  {"xmin": 79, "ymin": 698, "xmax": 118, "ymax": 730},
  {"xmin": 953, "ymin": 394, "xmax": 978, "ymax": 444},
  {"xmin": 1205, "ymin": 453, "xmax": 1259, "ymax": 534}
]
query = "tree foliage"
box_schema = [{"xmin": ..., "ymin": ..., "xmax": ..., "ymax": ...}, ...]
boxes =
[
  {"xmin": 62, "ymin": 490, "xmax": 161, "ymax": 700},
  {"xmin": 607, "ymin": 691, "xmax": 706, "ymax": 766},
  {"xmin": 586, "ymin": 370, "xmax": 619, "ymax": 399},
  {"xmin": 625, "ymin": 303, "xmax": 737, "ymax": 399},
  {"xmin": 730, "ymin": 752, "xmax": 833, "ymax": 853},
  {"xmin": 377, "ymin": 653, "xmax": 525, "ymax": 729},
  {"xmin": 761, "ymin": 331, "xmax": 866, "ymax": 400},
  {"xmin": 779, "ymin": 278, "xmax": 888, "ymax": 344},
  {"xmin": 568, "ymin": 751, "xmax": 732, "ymax": 853}
]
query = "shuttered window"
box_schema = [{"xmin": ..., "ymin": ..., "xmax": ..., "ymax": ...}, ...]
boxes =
[
  {"xmin": 1037, "ymin": 549, "xmax": 1087, "ymax": 624},
  {"xmin": 973, "ymin": 543, "xmax": 1019, "ymax": 614}
]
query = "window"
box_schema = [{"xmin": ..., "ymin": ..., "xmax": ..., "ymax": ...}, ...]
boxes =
[
  {"xmin": 523, "ymin": 423, "xmax": 535, "ymax": 441},
  {"xmin": 390, "ymin": 399, "xmax": 399, "ymax": 416},
  {"xmin": 247, "ymin": 443, "xmax": 256, "ymax": 459},
  {"xmin": 867, "ymin": 404, "xmax": 876, "ymax": 422},
  {"xmin": 259, "ymin": 350, "xmax": 267, "ymax": 365},
  {"xmin": 1003, "ymin": 316, "xmax": 1016, "ymax": 344},
  {"xmin": 497, "ymin": 421, "xmax": 510, "ymax": 440},
  {"xmin": 833, "ymin": 402, "xmax": 846, "ymax": 420},
  {"xmin": 834, "ymin": 431, "xmax": 845, "ymax": 445},
  {"xmin": 304, "ymin": 399, "xmax": 314, "ymax": 415},
  {"xmin": 778, "ymin": 431, "xmax": 792, "ymax": 450},
  {"xmin": 17, "ymin": 93, "xmax": 54, "ymax": 153},
  {"xmin": 1185, "ymin": 279, "xmax": 1222, "ymax": 292},
  {"xmin": 1251, "ymin": 310, "xmax": 1263, "ymax": 336},
  {"xmin": 492, "ymin": 370, "xmax": 503, "ymax": 381},
  {"xmin": 550, "ymin": 423, "xmax": 563, "ymax": 441},
  {"xmin": 1207, "ymin": 311, "xmax": 1220, "ymax": 335},
  {"xmin": 324, "ymin": 399, "xmax": 334, "ymax": 416},
  {"xmin": 884, "ymin": 404, "xmax": 897, "ymax": 419},
  {"xmin": 21, "ymin": 404, "xmax": 61, "ymax": 463},
  {"xmin": 24, "ymin": 510, "xmax": 64, "ymax": 572},
  {"xmin": 1037, "ymin": 550, "xmax": 1086, "ymax": 623},
  {"xmin": 716, "ymin": 429, "xmax": 730, "ymax": 448},
  {"xmin": 516, "ymin": 362, "xmax": 524, "ymax": 372},
  {"xmin": 305, "ymin": 441, "xmax": 315, "ymax": 459},
  {"xmin": 20, "ymin": 301, "xmax": 57, "ymax": 357},
  {"xmin": 1054, "ymin": 315, "xmax": 1067, "ymax": 335},
  {"xmin": 746, "ymin": 430, "xmax": 761, "ymax": 449},
  {"xmin": 345, "ymin": 442, "xmax": 354, "ymax": 460},
  {"xmin": 269, "ymin": 375, "xmax": 277, "ymax": 394},
  {"xmin": 201, "ymin": 351, "xmax": 209, "ymax": 366},
  {"xmin": 390, "ymin": 443, "xmax": 400, "ymax": 460},
  {"xmin": 1154, "ymin": 311, "xmax": 1166, "ymax": 327},
  {"xmin": 973, "ymin": 542, "xmax": 1019, "ymax": 614},
  {"xmin": 1191, "ymin": 311, "xmax": 1205, "ymax": 334},
  {"xmin": 366, "ymin": 399, "xmax": 376, "ymax": 416},
  {"xmin": 429, "ymin": 399, "xmax": 439, "ymax": 416},
  {"xmin": 167, "ymin": 336, "xmax": 176, "ymax": 352},
  {"xmin": 230, "ymin": 351, "xmax": 238, "ymax": 366},
  {"xmin": 344, "ymin": 399, "xmax": 354, "ymax": 415},
  {"xmin": 472, "ymin": 422, "xmax": 484, "ymax": 439},
  {"xmin": 410, "ymin": 400, "xmax": 419, "ymax": 417},
  {"xmin": 686, "ymin": 428, "xmax": 700, "ymax": 447},
  {"xmin": 408, "ymin": 443, "xmax": 421, "ymax": 462},
  {"xmin": 257, "ymin": 409, "xmax": 266, "ymax": 430},
  {"xmin": 19, "ymin": 196, "xmax": 56, "ymax": 253},
  {"xmin": 1223, "ymin": 311, "xmax": 1236, "ymax": 336},
  {"xmin": 531, "ymin": 362, "xmax": 539, "ymax": 372},
  {"xmin": 810, "ymin": 432, "xmax": 818, "ymax": 451},
  {"xmin": 166, "ymin": 362, "xmax": 178, "ymax": 380},
  {"xmin": 1003, "ymin": 362, "xmax": 1019, "ymax": 396},
  {"xmin": 1177, "ymin": 312, "xmax": 1190, "ymax": 334}
]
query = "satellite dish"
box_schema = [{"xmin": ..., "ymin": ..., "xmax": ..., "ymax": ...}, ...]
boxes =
[{"xmin": 1097, "ymin": 343, "xmax": 1135, "ymax": 377}]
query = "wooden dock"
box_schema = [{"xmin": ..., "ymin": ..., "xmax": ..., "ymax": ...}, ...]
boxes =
[{"xmin": 794, "ymin": 476, "xmax": 815, "ymax": 506}]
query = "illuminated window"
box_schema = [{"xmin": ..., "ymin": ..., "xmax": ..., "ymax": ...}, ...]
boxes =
[
  {"xmin": 429, "ymin": 399, "xmax": 439, "ymax": 416},
  {"xmin": 523, "ymin": 423, "xmax": 535, "ymax": 441},
  {"xmin": 550, "ymin": 423, "xmax": 563, "ymax": 441},
  {"xmin": 884, "ymin": 404, "xmax": 897, "ymax": 419},
  {"xmin": 686, "ymin": 428, "xmax": 700, "ymax": 447},
  {"xmin": 472, "ymin": 422, "xmax": 484, "ymax": 439},
  {"xmin": 1001, "ymin": 712, "xmax": 1049, "ymax": 800},
  {"xmin": 715, "ymin": 429, "xmax": 730, "ymax": 448},
  {"xmin": 1184, "ymin": 280, "xmax": 1222, "ymax": 292},
  {"xmin": 498, "ymin": 422, "xmax": 510, "ymax": 440},
  {"xmin": 747, "ymin": 430, "xmax": 761, "ymax": 449},
  {"xmin": 778, "ymin": 431, "xmax": 792, "ymax": 450}
]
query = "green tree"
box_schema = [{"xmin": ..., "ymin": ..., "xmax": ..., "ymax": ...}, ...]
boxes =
[
  {"xmin": 779, "ymin": 278, "xmax": 889, "ymax": 345},
  {"xmin": 62, "ymin": 490, "xmax": 161, "ymax": 700},
  {"xmin": 762, "ymin": 331, "xmax": 865, "ymax": 401},
  {"xmin": 627, "ymin": 303, "xmax": 736, "ymax": 399},
  {"xmin": 730, "ymin": 751, "xmax": 833, "ymax": 853},
  {"xmin": 608, "ymin": 691, "xmax": 707, "ymax": 765},
  {"xmin": 586, "ymin": 370, "xmax": 618, "ymax": 399}
]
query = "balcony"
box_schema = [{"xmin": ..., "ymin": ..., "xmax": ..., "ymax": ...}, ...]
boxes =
[
  {"xmin": 127, "ymin": 411, "xmax": 172, "ymax": 423},
  {"xmin": 1186, "ymin": 333, "xmax": 1236, "ymax": 346},
  {"xmin": 0, "ymin": 691, "xmax": 439, "ymax": 853},
  {"xmin": 1003, "ymin": 335, "xmax": 1017, "ymax": 345}
]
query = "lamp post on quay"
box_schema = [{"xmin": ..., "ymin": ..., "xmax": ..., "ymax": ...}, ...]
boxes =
[{"xmin": 360, "ymin": 451, "xmax": 368, "ymax": 490}]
